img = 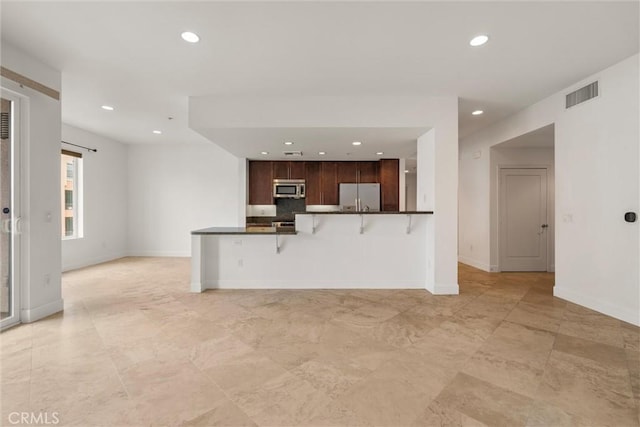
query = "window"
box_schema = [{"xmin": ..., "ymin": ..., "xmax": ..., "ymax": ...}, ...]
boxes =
[{"xmin": 61, "ymin": 150, "xmax": 83, "ymax": 239}]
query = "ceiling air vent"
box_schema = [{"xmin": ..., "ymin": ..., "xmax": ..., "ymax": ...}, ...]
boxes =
[
  {"xmin": 0, "ymin": 113, "xmax": 9, "ymax": 140},
  {"xmin": 283, "ymin": 151, "xmax": 303, "ymax": 157},
  {"xmin": 566, "ymin": 81, "xmax": 598, "ymax": 109}
]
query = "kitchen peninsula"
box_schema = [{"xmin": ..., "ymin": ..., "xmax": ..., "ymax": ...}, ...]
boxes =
[{"xmin": 190, "ymin": 210, "xmax": 451, "ymax": 293}]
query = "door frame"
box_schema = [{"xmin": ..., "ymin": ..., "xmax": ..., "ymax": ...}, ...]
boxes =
[
  {"xmin": 0, "ymin": 88, "xmax": 24, "ymax": 330},
  {"xmin": 497, "ymin": 165, "xmax": 553, "ymax": 272}
]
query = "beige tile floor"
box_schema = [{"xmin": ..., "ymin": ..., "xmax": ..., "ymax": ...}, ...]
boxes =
[{"xmin": 1, "ymin": 257, "xmax": 639, "ymax": 426}]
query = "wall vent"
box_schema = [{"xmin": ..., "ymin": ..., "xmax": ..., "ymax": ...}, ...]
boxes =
[
  {"xmin": 0, "ymin": 112, "xmax": 9, "ymax": 140},
  {"xmin": 283, "ymin": 151, "xmax": 303, "ymax": 157},
  {"xmin": 566, "ymin": 81, "xmax": 598, "ymax": 109}
]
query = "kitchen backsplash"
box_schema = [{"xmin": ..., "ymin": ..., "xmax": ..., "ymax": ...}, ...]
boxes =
[
  {"xmin": 246, "ymin": 204, "xmax": 277, "ymax": 217},
  {"xmin": 276, "ymin": 198, "xmax": 306, "ymax": 219}
]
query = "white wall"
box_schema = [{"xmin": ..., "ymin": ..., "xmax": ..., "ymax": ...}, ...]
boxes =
[
  {"xmin": 487, "ymin": 147, "xmax": 555, "ymax": 272},
  {"xmin": 61, "ymin": 124, "xmax": 128, "ymax": 271},
  {"xmin": 1, "ymin": 43, "xmax": 63, "ymax": 322},
  {"xmin": 405, "ymin": 173, "xmax": 417, "ymax": 211},
  {"xmin": 459, "ymin": 54, "xmax": 639, "ymax": 325},
  {"xmin": 127, "ymin": 143, "xmax": 245, "ymax": 256}
]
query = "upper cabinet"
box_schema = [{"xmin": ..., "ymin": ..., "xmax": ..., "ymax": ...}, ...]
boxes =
[
  {"xmin": 336, "ymin": 161, "xmax": 379, "ymax": 184},
  {"xmin": 272, "ymin": 161, "xmax": 305, "ymax": 179},
  {"xmin": 289, "ymin": 162, "xmax": 305, "ymax": 179},
  {"xmin": 357, "ymin": 161, "xmax": 379, "ymax": 183},
  {"xmin": 337, "ymin": 162, "xmax": 358, "ymax": 183},
  {"xmin": 248, "ymin": 161, "xmax": 273, "ymax": 205}
]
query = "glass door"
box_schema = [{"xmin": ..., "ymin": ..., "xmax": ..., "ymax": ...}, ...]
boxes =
[{"xmin": 1, "ymin": 93, "xmax": 21, "ymax": 329}]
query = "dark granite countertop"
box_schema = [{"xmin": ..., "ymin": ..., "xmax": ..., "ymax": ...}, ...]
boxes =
[
  {"xmin": 294, "ymin": 211, "xmax": 434, "ymax": 215},
  {"xmin": 246, "ymin": 215, "xmax": 295, "ymax": 223},
  {"xmin": 192, "ymin": 227, "xmax": 297, "ymax": 235}
]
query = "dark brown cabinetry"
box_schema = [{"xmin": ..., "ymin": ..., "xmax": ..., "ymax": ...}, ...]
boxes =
[
  {"xmin": 248, "ymin": 161, "xmax": 273, "ymax": 205},
  {"xmin": 357, "ymin": 161, "xmax": 379, "ymax": 183},
  {"xmin": 337, "ymin": 162, "xmax": 358, "ymax": 183},
  {"xmin": 304, "ymin": 162, "xmax": 322, "ymax": 205},
  {"xmin": 289, "ymin": 162, "xmax": 305, "ymax": 179},
  {"xmin": 249, "ymin": 159, "xmax": 398, "ymax": 209},
  {"xmin": 336, "ymin": 161, "xmax": 379, "ymax": 184},
  {"xmin": 272, "ymin": 161, "xmax": 305, "ymax": 179},
  {"xmin": 320, "ymin": 162, "xmax": 338, "ymax": 205},
  {"xmin": 379, "ymin": 159, "xmax": 399, "ymax": 211},
  {"xmin": 305, "ymin": 161, "xmax": 338, "ymax": 205}
]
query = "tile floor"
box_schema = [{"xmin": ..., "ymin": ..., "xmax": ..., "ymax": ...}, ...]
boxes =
[{"xmin": 1, "ymin": 257, "xmax": 638, "ymax": 426}]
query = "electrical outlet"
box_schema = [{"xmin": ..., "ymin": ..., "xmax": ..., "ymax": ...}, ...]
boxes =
[
  {"xmin": 44, "ymin": 274, "xmax": 50, "ymax": 286},
  {"xmin": 237, "ymin": 259, "xmax": 244, "ymax": 267}
]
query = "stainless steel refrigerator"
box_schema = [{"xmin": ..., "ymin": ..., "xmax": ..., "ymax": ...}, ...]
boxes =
[{"xmin": 339, "ymin": 183, "xmax": 381, "ymax": 212}]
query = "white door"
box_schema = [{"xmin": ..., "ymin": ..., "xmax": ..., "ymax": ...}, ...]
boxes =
[
  {"xmin": 499, "ymin": 168, "xmax": 548, "ymax": 271},
  {"xmin": 0, "ymin": 92, "xmax": 22, "ymax": 329}
]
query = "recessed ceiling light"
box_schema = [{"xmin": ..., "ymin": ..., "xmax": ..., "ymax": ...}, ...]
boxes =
[
  {"xmin": 376, "ymin": 152, "xmax": 384, "ymax": 155},
  {"xmin": 469, "ymin": 35, "xmax": 489, "ymax": 47},
  {"xmin": 352, "ymin": 141, "xmax": 362, "ymax": 146},
  {"xmin": 284, "ymin": 141, "xmax": 294, "ymax": 145},
  {"xmin": 152, "ymin": 130, "xmax": 162, "ymax": 134},
  {"xmin": 181, "ymin": 31, "xmax": 200, "ymax": 43},
  {"xmin": 318, "ymin": 151, "xmax": 326, "ymax": 155},
  {"xmin": 472, "ymin": 110, "xmax": 484, "ymax": 115},
  {"xmin": 260, "ymin": 151, "xmax": 269, "ymax": 155},
  {"xmin": 404, "ymin": 170, "xmax": 410, "ymax": 173},
  {"xmin": 101, "ymin": 105, "xmax": 114, "ymax": 111}
]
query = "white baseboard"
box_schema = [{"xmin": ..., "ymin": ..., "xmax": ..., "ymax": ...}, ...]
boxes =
[
  {"xmin": 548, "ymin": 264, "xmax": 555, "ymax": 273},
  {"xmin": 21, "ymin": 298, "xmax": 64, "ymax": 323},
  {"xmin": 554, "ymin": 286, "xmax": 640, "ymax": 327},
  {"xmin": 62, "ymin": 253, "xmax": 127, "ymax": 272},
  {"xmin": 127, "ymin": 251, "xmax": 190, "ymax": 257},
  {"xmin": 458, "ymin": 256, "xmax": 491, "ymax": 272},
  {"xmin": 431, "ymin": 283, "xmax": 460, "ymax": 295},
  {"xmin": 203, "ymin": 280, "xmax": 426, "ymax": 290}
]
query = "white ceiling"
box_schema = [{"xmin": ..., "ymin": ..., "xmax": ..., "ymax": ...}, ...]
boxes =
[
  {"xmin": 1, "ymin": 1, "xmax": 637, "ymax": 160},
  {"xmin": 198, "ymin": 127, "xmax": 426, "ymax": 161},
  {"xmin": 496, "ymin": 124, "xmax": 555, "ymax": 149}
]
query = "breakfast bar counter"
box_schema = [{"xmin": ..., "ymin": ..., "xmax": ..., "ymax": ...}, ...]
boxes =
[{"xmin": 190, "ymin": 211, "xmax": 457, "ymax": 295}]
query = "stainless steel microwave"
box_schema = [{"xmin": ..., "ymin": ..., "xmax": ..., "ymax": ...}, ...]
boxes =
[{"xmin": 273, "ymin": 179, "xmax": 305, "ymax": 199}]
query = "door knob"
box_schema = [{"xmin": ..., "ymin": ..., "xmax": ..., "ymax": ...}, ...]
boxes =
[{"xmin": 541, "ymin": 224, "xmax": 549, "ymax": 228}]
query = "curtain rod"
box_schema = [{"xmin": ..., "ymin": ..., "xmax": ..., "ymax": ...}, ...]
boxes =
[{"xmin": 62, "ymin": 140, "xmax": 97, "ymax": 153}]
